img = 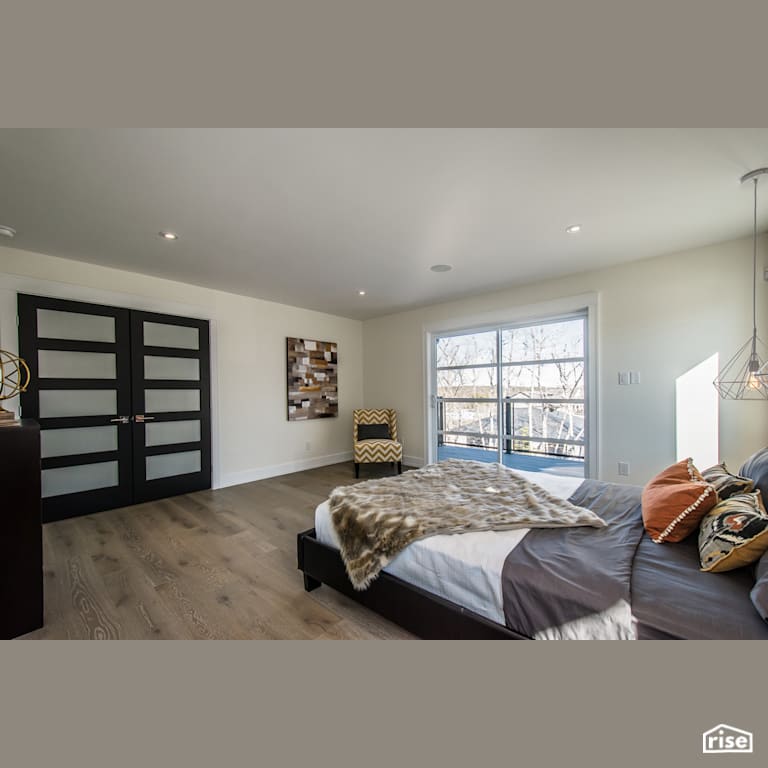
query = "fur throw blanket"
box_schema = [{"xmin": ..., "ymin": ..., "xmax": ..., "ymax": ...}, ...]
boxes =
[{"xmin": 329, "ymin": 459, "xmax": 605, "ymax": 590}]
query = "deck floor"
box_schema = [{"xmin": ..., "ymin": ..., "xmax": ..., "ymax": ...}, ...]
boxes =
[{"xmin": 437, "ymin": 444, "xmax": 584, "ymax": 477}]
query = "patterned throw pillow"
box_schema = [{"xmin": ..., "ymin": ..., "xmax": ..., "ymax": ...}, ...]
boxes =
[
  {"xmin": 641, "ymin": 458, "xmax": 718, "ymax": 543},
  {"xmin": 702, "ymin": 462, "xmax": 754, "ymax": 499},
  {"xmin": 698, "ymin": 492, "xmax": 768, "ymax": 572}
]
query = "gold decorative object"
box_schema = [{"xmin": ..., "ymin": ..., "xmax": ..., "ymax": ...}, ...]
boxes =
[{"xmin": 0, "ymin": 350, "xmax": 31, "ymax": 421}]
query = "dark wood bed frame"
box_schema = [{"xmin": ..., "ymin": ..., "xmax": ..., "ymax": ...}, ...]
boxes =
[{"xmin": 297, "ymin": 528, "xmax": 528, "ymax": 639}]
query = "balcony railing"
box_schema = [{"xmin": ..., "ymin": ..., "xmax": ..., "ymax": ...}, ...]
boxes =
[{"xmin": 436, "ymin": 396, "xmax": 585, "ymax": 460}]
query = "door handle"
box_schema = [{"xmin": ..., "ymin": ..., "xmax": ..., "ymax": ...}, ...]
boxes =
[
  {"xmin": 110, "ymin": 416, "xmax": 130, "ymax": 424},
  {"xmin": 134, "ymin": 414, "xmax": 155, "ymax": 422}
]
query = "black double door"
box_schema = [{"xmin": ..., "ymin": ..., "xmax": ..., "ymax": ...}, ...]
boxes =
[{"xmin": 18, "ymin": 294, "xmax": 211, "ymax": 522}]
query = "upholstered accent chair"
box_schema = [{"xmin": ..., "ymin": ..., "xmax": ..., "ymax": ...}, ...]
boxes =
[{"xmin": 353, "ymin": 408, "xmax": 403, "ymax": 477}]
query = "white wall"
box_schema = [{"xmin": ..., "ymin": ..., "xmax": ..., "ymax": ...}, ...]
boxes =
[
  {"xmin": 4, "ymin": 235, "xmax": 766, "ymax": 490},
  {"xmin": 362, "ymin": 236, "xmax": 768, "ymax": 483},
  {"xmin": 0, "ymin": 245, "xmax": 363, "ymax": 488}
]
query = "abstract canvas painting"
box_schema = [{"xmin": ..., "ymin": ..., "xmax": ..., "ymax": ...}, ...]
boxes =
[{"xmin": 286, "ymin": 337, "xmax": 338, "ymax": 420}]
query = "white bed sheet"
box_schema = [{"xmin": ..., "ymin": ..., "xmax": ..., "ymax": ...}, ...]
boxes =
[{"xmin": 314, "ymin": 469, "xmax": 584, "ymax": 626}]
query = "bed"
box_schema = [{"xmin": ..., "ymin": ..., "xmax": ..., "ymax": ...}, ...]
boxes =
[{"xmin": 296, "ymin": 465, "xmax": 768, "ymax": 640}]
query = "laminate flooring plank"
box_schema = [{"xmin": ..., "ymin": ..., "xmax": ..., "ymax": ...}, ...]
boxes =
[
  {"xmin": 168, "ymin": 498, "xmax": 248, "ymax": 539},
  {"xmin": 33, "ymin": 529, "xmax": 81, "ymax": 639},
  {"xmin": 66, "ymin": 554, "xmax": 121, "ymax": 640},
  {"xmin": 174, "ymin": 525, "xmax": 344, "ymax": 638},
  {"xmin": 228, "ymin": 528, "xmax": 279, "ymax": 556},
  {"xmin": 307, "ymin": 587, "xmax": 416, "ymax": 640},
  {"xmin": 129, "ymin": 513, "xmax": 236, "ymax": 593},
  {"xmin": 77, "ymin": 516, "xmax": 132, "ymax": 578},
  {"xmin": 228, "ymin": 546, "xmax": 344, "ymax": 638},
  {"xmin": 153, "ymin": 579, "xmax": 237, "ymax": 640},
  {"xmin": 102, "ymin": 568, "xmax": 193, "ymax": 640},
  {"xmin": 110, "ymin": 509, "xmax": 180, "ymax": 587}
]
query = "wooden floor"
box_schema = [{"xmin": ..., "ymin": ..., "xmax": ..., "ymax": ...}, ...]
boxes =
[{"xmin": 21, "ymin": 462, "xmax": 415, "ymax": 640}]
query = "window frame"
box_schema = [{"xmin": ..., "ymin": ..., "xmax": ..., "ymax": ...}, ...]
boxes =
[{"xmin": 424, "ymin": 293, "xmax": 599, "ymax": 478}]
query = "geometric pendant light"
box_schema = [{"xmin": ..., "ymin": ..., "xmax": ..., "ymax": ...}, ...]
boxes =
[{"xmin": 713, "ymin": 167, "xmax": 768, "ymax": 400}]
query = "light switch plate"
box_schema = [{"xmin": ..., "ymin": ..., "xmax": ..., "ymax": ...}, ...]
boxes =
[
  {"xmin": 618, "ymin": 462, "xmax": 630, "ymax": 476},
  {"xmin": 629, "ymin": 371, "xmax": 641, "ymax": 385},
  {"xmin": 618, "ymin": 371, "xmax": 630, "ymax": 385}
]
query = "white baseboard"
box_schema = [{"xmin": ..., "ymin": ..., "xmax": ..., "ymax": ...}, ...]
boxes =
[
  {"xmin": 217, "ymin": 451, "xmax": 353, "ymax": 489},
  {"xmin": 404, "ymin": 454, "xmax": 426, "ymax": 468}
]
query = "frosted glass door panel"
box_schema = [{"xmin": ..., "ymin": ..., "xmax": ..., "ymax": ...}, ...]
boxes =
[
  {"xmin": 39, "ymin": 389, "xmax": 116, "ymax": 418},
  {"xmin": 143, "ymin": 322, "xmax": 199, "ymax": 350},
  {"xmin": 145, "ymin": 420, "xmax": 201, "ymax": 447},
  {"xmin": 42, "ymin": 461, "xmax": 119, "ymax": 498},
  {"xmin": 41, "ymin": 426, "xmax": 118, "ymax": 458},
  {"xmin": 38, "ymin": 350, "xmax": 116, "ymax": 379},
  {"xmin": 144, "ymin": 355, "xmax": 200, "ymax": 380},
  {"xmin": 146, "ymin": 451, "xmax": 201, "ymax": 481},
  {"xmin": 37, "ymin": 309, "xmax": 115, "ymax": 342},
  {"xmin": 145, "ymin": 389, "xmax": 200, "ymax": 413}
]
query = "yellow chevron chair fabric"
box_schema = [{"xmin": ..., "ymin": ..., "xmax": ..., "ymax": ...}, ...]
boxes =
[{"xmin": 353, "ymin": 408, "xmax": 403, "ymax": 477}]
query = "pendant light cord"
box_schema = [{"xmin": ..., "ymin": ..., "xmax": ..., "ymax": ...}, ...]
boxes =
[
  {"xmin": 750, "ymin": 177, "xmax": 759, "ymax": 360},
  {"xmin": 753, "ymin": 178, "xmax": 758, "ymax": 338}
]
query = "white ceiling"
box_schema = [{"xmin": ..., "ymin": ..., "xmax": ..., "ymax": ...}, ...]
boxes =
[{"xmin": 0, "ymin": 128, "xmax": 767, "ymax": 320}]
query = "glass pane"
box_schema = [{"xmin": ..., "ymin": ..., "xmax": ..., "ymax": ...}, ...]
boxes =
[
  {"xmin": 37, "ymin": 309, "xmax": 115, "ymax": 342},
  {"xmin": 41, "ymin": 426, "xmax": 117, "ymax": 458},
  {"xmin": 38, "ymin": 350, "xmax": 116, "ymax": 379},
  {"xmin": 503, "ymin": 361, "xmax": 585, "ymax": 400},
  {"xmin": 437, "ymin": 367, "xmax": 497, "ymax": 399},
  {"xmin": 144, "ymin": 355, "xmax": 200, "ymax": 381},
  {"xmin": 436, "ymin": 331, "xmax": 497, "ymax": 368},
  {"xmin": 502, "ymin": 319, "xmax": 584, "ymax": 363},
  {"xmin": 146, "ymin": 450, "xmax": 201, "ymax": 481},
  {"xmin": 143, "ymin": 321, "xmax": 199, "ymax": 350},
  {"xmin": 42, "ymin": 461, "xmax": 119, "ymax": 498},
  {"xmin": 39, "ymin": 389, "xmax": 116, "ymax": 417},
  {"xmin": 439, "ymin": 401, "xmax": 499, "ymax": 448},
  {"xmin": 145, "ymin": 420, "xmax": 201, "ymax": 447},
  {"xmin": 505, "ymin": 401, "xmax": 585, "ymax": 457},
  {"xmin": 145, "ymin": 389, "xmax": 200, "ymax": 413}
]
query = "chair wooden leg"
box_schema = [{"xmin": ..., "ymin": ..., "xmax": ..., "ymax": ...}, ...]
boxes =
[
  {"xmin": 397, "ymin": 461, "xmax": 402, "ymax": 474},
  {"xmin": 354, "ymin": 462, "xmax": 360, "ymax": 478}
]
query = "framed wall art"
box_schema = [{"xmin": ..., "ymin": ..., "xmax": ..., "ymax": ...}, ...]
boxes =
[{"xmin": 286, "ymin": 337, "xmax": 338, "ymax": 420}]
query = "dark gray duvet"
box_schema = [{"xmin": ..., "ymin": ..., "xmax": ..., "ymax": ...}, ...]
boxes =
[{"xmin": 501, "ymin": 478, "xmax": 768, "ymax": 640}]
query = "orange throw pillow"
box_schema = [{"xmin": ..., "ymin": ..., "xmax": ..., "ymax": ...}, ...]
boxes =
[{"xmin": 641, "ymin": 458, "xmax": 718, "ymax": 543}]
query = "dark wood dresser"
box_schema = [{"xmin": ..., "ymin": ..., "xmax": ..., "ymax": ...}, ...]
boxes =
[{"xmin": 0, "ymin": 419, "xmax": 43, "ymax": 639}]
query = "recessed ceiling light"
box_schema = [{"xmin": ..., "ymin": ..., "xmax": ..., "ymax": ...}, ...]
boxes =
[
  {"xmin": 358, "ymin": 290, "xmax": 366, "ymax": 296},
  {"xmin": 430, "ymin": 264, "xmax": 452, "ymax": 272},
  {"xmin": 565, "ymin": 224, "xmax": 582, "ymax": 234},
  {"xmin": 159, "ymin": 231, "xmax": 179, "ymax": 240},
  {"xmin": 0, "ymin": 225, "xmax": 16, "ymax": 239}
]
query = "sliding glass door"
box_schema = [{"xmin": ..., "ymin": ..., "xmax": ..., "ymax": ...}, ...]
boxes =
[{"xmin": 433, "ymin": 313, "xmax": 588, "ymax": 478}]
